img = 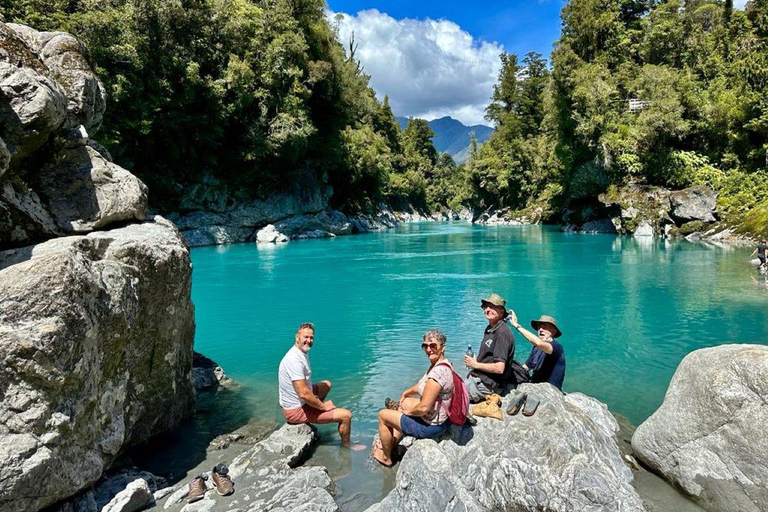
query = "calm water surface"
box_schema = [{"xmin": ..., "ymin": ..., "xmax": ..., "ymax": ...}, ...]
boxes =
[{"xmin": 190, "ymin": 223, "xmax": 767, "ymax": 509}]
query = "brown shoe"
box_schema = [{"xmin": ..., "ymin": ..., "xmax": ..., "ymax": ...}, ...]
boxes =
[
  {"xmin": 212, "ymin": 464, "xmax": 234, "ymax": 496},
  {"xmin": 186, "ymin": 475, "xmax": 207, "ymax": 503},
  {"xmin": 384, "ymin": 397, "xmax": 399, "ymax": 410}
]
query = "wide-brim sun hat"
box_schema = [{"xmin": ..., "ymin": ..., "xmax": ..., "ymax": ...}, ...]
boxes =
[
  {"xmin": 531, "ymin": 315, "xmax": 562, "ymax": 338},
  {"xmin": 480, "ymin": 293, "xmax": 506, "ymax": 309}
]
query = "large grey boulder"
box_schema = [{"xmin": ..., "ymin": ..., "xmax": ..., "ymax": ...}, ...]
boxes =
[
  {"xmin": 632, "ymin": 344, "xmax": 768, "ymax": 512},
  {"xmin": 162, "ymin": 424, "xmax": 338, "ymax": 512},
  {"xmin": 0, "ymin": 22, "xmax": 68, "ymax": 161},
  {"xmin": 669, "ymin": 185, "xmax": 717, "ymax": 223},
  {"xmin": 367, "ymin": 384, "xmax": 645, "ymax": 512},
  {"xmin": 37, "ymin": 143, "xmax": 148, "ymax": 232},
  {"xmin": 7, "ymin": 23, "xmax": 106, "ymax": 133},
  {"xmin": 0, "ymin": 217, "xmax": 196, "ymax": 512}
]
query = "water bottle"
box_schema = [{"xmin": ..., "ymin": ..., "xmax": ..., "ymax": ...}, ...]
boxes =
[{"xmin": 466, "ymin": 345, "xmax": 474, "ymax": 370}]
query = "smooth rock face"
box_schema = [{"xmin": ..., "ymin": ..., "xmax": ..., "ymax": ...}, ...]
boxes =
[
  {"xmin": 632, "ymin": 344, "xmax": 768, "ymax": 512},
  {"xmin": 0, "ymin": 218, "xmax": 195, "ymax": 512},
  {"xmin": 669, "ymin": 185, "xmax": 717, "ymax": 223},
  {"xmin": 367, "ymin": 384, "xmax": 645, "ymax": 512},
  {"xmin": 100, "ymin": 478, "xmax": 153, "ymax": 512},
  {"xmin": 162, "ymin": 424, "xmax": 338, "ymax": 512},
  {"xmin": 38, "ymin": 144, "xmax": 148, "ymax": 232}
]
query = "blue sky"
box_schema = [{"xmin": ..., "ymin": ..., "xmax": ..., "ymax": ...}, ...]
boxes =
[
  {"xmin": 327, "ymin": 0, "xmax": 564, "ymax": 61},
  {"xmin": 326, "ymin": 1, "xmax": 564, "ymax": 125}
]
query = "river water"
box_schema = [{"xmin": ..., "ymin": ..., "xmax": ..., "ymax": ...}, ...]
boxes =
[{"xmin": 186, "ymin": 222, "xmax": 766, "ymax": 509}]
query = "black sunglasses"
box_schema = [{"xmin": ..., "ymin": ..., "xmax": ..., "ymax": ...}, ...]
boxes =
[{"xmin": 421, "ymin": 342, "xmax": 440, "ymax": 351}]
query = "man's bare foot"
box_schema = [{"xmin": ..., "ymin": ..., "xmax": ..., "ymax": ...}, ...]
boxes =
[
  {"xmin": 372, "ymin": 447, "xmax": 394, "ymax": 467},
  {"xmin": 345, "ymin": 442, "xmax": 367, "ymax": 451}
]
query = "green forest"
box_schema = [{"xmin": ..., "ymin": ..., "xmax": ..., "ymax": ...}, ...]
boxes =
[{"xmin": 3, "ymin": 0, "xmax": 768, "ymax": 233}]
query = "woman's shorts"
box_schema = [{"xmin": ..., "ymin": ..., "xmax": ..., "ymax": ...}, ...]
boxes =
[{"xmin": 400, "ymin": 415, "xmax": 450, "ymax": 439}]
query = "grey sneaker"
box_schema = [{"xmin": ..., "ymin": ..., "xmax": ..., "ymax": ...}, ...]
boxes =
[
  {"xmin": 506, "ymin": 391, "xmax": 527, "ymax": 416},
  {"xmin": 186, "ymin": 475, "xmax": 207, "ymax": 503},
  {"xmin": 212, "ymin": 463, "xmax": 234, "ymax": 496}
]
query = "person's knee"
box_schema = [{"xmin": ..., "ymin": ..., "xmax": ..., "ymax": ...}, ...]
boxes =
[{"xmin": 336, "ymin": 408, "xmax": 352, "ymax": 423}]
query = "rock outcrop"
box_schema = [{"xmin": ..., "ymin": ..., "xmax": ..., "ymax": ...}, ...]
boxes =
[
  {"xmin": 161, "ymin": 424, "xmax": 338, "ymax": 512},
  {"xmin": 669, "ymin": 185, "xmax": 717, "ymax": 223},
  {"xmin": 0, "ymin": 217, "xmax": 195, "ymax": 512},
  {"xmin": 632, "ymin": 344, "xmax": 768, "ymax": 512},
  {"xmin": 0, "ymin": 20, "xmax": 145, "ymax": 249},
  {"xmin": 367, "ymin": 383, "xmax": 646, "ymax": 512},
  {"xmin": 563, "ymin": 184, "xmax": 724, "ymax": 239}
]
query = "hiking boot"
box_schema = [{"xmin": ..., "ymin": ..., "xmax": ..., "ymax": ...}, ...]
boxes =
[
  {"xmin": 384, "ymin": 397, "xmax": 399, "ymax": 410},
  {"xmin": 212, "ymin": 463, "xmax": 234, "ymax": 496},
  {"xmin": 186, "ymin": 475, "xmax": 207, "ymax": 503}
]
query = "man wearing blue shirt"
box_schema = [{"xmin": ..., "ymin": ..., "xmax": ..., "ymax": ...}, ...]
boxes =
[{"xmin": 507, "ymin": 312, "xmax": 566, "ymax": 390}]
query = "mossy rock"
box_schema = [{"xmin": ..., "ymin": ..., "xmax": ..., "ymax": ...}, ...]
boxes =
[{"xmin": 679, "ymin": 220, "xmax": 708, "ymax": 235}]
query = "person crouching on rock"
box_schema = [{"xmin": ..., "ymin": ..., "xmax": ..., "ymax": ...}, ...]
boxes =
[
  {"xmin": 278, "ymin": 322, "xmax": 365, "ymax": 450},
  {"xmin": 464, "ymin": 293, "xmax": 515, "ymax": 403},
  {"xmin": 373, "ymin": 329, "xmax": 455, "ymax": 467},
  {"xmin": 508, "ymin": 312, "xmax": 566, "ymax": 391}
]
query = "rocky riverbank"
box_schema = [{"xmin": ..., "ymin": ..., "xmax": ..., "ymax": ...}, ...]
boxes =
[{"xmin": 164, "ymin": 176, "xmax": 473, "ymax": 247}]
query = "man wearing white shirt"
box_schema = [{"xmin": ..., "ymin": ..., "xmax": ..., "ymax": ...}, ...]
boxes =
[{"xmin": 278, "ymin": 323, "xmax": 362, "ymax": 449}]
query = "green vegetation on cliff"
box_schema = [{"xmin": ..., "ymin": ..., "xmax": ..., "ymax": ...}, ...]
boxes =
[{"xmin": 464, "ymin": 0, "xmax": 768, "ymax": 232}]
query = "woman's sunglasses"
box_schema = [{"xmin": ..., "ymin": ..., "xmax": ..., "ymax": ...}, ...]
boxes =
[{"xmin": 421, "ymin": 342, "xmax": 440, "ymax": 351}]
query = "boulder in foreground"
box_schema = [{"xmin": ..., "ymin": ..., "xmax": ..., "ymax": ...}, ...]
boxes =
[
  {"xmin": 367, "ymin": 383, "xmax": 646, "ymax": 512},
  {"xmin": 632, "ymin": 344, "xmax": 768, "ymax": 512},
  {"xmin": 0, "ymin": 217, "xmax": 195, "ymax": 512}
]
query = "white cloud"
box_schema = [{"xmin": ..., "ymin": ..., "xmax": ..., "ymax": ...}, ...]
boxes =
[{"xmin": 329, "ymin": 10, "xmax": 502, "ymax": 126}]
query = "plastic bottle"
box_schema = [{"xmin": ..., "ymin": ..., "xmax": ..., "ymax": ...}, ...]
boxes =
[{"xmin": 465, "ymin": 345, "xmax": 474, "ymax": 370}]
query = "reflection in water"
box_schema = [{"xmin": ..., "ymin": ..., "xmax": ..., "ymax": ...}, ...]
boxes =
[{"xmin": 189, "ymin": 223, "xmax": 768, "ymax": 511}]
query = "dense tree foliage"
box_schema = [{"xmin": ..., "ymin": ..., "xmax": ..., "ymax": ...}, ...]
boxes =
[
  {"xmin": 6, "ymin": 0, "xmax": 767, "ymax": 231},
  {"xmin": 1, "ymin": 0, "xmax": 448, "ymax": 212},
  {"xmin": 465, "ymin": 0, "xmax": 768, "ymax": 230}
]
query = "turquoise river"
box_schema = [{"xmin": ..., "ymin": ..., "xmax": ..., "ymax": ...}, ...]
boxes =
[{"xmin": 171, "ymin": 223, "xmax": 767, "ymax": 510}]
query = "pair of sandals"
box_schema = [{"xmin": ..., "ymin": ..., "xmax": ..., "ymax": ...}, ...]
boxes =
[{"xmin": 506, "ymin": 390, "xmax": 539, "ymax": 416}]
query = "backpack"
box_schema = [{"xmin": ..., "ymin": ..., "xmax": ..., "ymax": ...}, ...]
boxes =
[{"xmin": 436, "ymin": 361, "xmax": 470, "ymax": 426}]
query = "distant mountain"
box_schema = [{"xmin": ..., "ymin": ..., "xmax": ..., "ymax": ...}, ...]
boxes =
[{"xmin": 396, "ymin": 116, "xmax": 494, "ymax": 163}]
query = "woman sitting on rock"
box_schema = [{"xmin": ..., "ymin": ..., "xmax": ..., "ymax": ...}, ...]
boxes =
[{"xmin": 373, "ymin": 329, "xmax": 455, "ymax": 467}]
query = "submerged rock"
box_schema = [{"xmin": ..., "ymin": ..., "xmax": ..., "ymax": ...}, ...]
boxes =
[
  {"xmin": 0, "ymin": 217, "xmax": 195, "ymax": 512},
  {"xmin": 632, "ymin": 344, "xmax": 768, "ymax": 512},
  {"xmin": 367, "ymin": 383, "xmax": 645, "ymax": 512},
  {"xmin": 192, "ymin": 351, "xmax": 231, "ymax": 391}
]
